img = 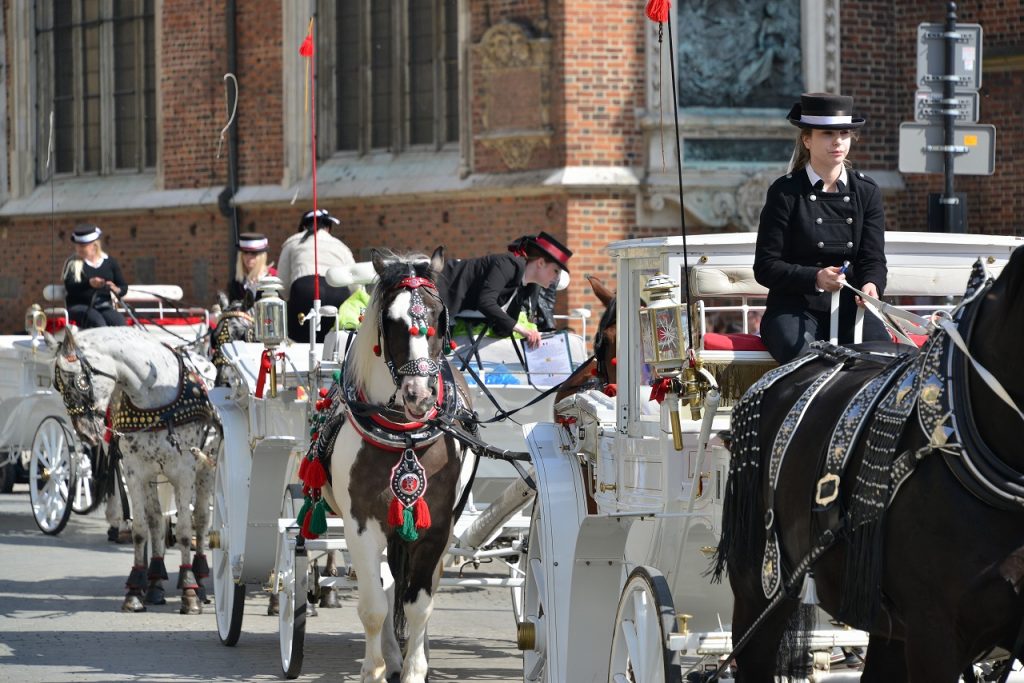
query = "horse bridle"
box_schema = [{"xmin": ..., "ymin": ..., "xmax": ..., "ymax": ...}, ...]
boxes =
[
  {"xmin": 376, "ymin": 276, "xmax": 452, "ymax": 387},
  {"xmin": 54, "ymin": 351, "xmax": 118, "ymax": 422}
]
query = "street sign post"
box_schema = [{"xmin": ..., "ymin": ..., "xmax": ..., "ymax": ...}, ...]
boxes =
[
  {"xmin": 898, "ymin": 122, "xmax": 995, "ymax": 175},
  {"xmin": 916, "ymin": 22, "xmax": 982, "ymax": 92},
  {"xmin": 914, "ymin": 90, "xmax": 979, "ymax": 123}
]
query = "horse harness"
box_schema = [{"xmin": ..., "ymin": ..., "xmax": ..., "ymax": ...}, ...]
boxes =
[{"xmin": 211, "ymin": 310, "xmax": 255, "ymax": 367}]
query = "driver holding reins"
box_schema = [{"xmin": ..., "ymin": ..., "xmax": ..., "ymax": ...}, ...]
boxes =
[{"xmin": 62, "ymin": 224, "xmax": 128, "ymax": 329}]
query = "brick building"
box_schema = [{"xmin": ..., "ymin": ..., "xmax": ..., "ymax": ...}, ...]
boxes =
[{"xmin": 1, "ymin": 1, "xmax": 1021, "ymax": 334}]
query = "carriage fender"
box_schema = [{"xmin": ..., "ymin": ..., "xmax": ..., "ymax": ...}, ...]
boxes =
[
  {"xmin": 524, "ymin": 421, "xmax": 634, "ymax": 683},
  {"xmin": 0, "ymin": 393, "xmax": 69, "ymax": 454}
]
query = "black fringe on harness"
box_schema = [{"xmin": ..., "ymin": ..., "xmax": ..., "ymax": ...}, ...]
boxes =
[{"xmin": 777, "ymin": 600, "xmax": 817, "ymax": 678}]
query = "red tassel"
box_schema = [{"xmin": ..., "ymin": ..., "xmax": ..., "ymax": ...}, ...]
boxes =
[
  {"xmin": 304, "ymin": 458, "xmax": 328, "ymax": 489},
  {"xmin": 300, "ymin": 507, "xmax": 316, "ymax": 539},
  {"xmin": 603, "ymin": 383, "xmax": 618, "ymax": 397},
  {"xmin": 645, "ymin": 0, "xmax": 670, "ymax": 23},
  {"xmin": 413, "ymin": 497, "xmax": 431, "ymax": 530},
  {"xmin": 426, "ymin": 326, "xmax": 436, "ymax": 337},
  {"xmin": 298, "ymin": 34, "xmax": 314, "ymax": 57},
  {"xmin": 255, "ymin": 349, "xmax": 272, "ymax": 398},
  {"xmin": 298, "ymin": 457, "xmax": 310, "ymax": 480},
  {"xmin": 388, "ymin": 498, "xmax": 405, "ymax": 527},
  {"xmin": 373, "ymin": 344, "xmax": 381, "ymax": 356},
  {"xmin": 319, "ymin": 387, "xmax": 329, "ymax": 398}
]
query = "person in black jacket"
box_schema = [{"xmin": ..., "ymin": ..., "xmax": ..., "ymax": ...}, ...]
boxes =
[
  {"xmin": 227, "ymin": 232, "xmax": 277, "ymax": 308},
  {"xmin": 438, "ymin": 231, "xmax": 573, "ymax": 349},
  {"xmin": 62, "ymin": 224, "xmax": 128, "ymax": 328},
  {"xmin": 754, "ymin": 93, "xmax": 889, "ymax": 363}
]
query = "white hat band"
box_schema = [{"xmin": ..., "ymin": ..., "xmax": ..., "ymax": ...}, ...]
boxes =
[
  {"xmin": 239, "ymin": 237, "xmax": 268, "ymax": 251},
  {"xmin": 72, "ymin": 228, "xmax": 102, "ymax": 244},
  {"xmin": 800, "ymin": 114, "xmax": 853, "ymax": 126}
]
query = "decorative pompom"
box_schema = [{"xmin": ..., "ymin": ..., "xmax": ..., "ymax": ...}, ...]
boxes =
[
  {"xmin": 413, "ymin": 497, "xmax": 431, "ymax": 530},
  {"xmin": 398, "ymin": 507, "xmax": 419, "ymax": 542},
  {"xmin": 611, "ymin": 357, "xmax": 617, "ymax": 366},
  {"xmin": 319, "ymin": 387, "xmax": 329, "ymax": 398},
  {"xmin": 419, "ymin": 326, "xmax": 428, "ymax": 336},
  {"xmin": 591, "ymin": 366, "xmax": 599, "ymax": 376},
  {"xmin": 603, "ymin": 383, "xmax": 618, "ymax": 397},
  {"xmin": 332, "ymin": 369, "xmax": 342, "ymax": 383},
  {"xmin": 373, "ymin": 344, "xmax": 381, "ymax": 356},
  {"xmin": 645, "ymin": 0, "xmax": 670, "ymax": 23},
  {"xmin": 310, "ymin": 498, "xmax": 329, "ymax": 536},
  {"xmin": 426, "ymin": 326, "xmax": 436, "ymax": 337},
  {"xmin": 409, "ymin": 326, "xmax": 420, "ymax": 336},
  {"xmin": 298, "ymin": 457, "xmax": 310, "ymax": 480},
  {"xmin": 295, "ymin": 496, "xmax": 312, "ymax": 528},
  {"xmin": 450, "ymin": 340, "xmax": 457, "ymax": 350},
  {"xmin": 300, "ymin": 506, "xmax": 316, "ymax": 539},
  {"xmin": 303, "ymin": 458, "xmax": 328, "ymax": 489},
  {"xmin": 388, "ymin": 498, "xmax": 405, "ymax": 527}
]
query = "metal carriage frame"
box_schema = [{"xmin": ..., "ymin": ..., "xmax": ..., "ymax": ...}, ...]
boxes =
[{"xmin": 516, "ymin": 231, "xmax": 1024, "ymax": 682}]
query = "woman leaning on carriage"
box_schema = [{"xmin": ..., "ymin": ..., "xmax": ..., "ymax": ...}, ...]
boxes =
[
  {"xmin": 62, "ymin": 224, "xmax": 128, "ymax": 329},
  {"xmin": 754, "ymin": 93, "xmax": 890, "ymax": 364}
]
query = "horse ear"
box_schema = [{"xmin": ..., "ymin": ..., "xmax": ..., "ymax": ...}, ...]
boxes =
[
  {"xmin": 430, "ymin": 246, "xmax": 446, "ymax": 278},
  {"xmin": 59, "ymin": 327, "xmax": 77, "ymax": 356},
  {"xmin": 586, "ymin": 274, "xmax": 615, "ymax": 308},
  {"xmin": 42, "ymin": 330, "xmax": 60, "ymax": 351},
  {"xmin": 371, "ymin": 249, "xmax": 390, "ymax": 275}
]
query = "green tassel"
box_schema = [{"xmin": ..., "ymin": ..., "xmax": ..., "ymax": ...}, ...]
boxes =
[
  {"xmin": 398, "ymin": 507, "xmax": 419, "ymax": 542},
  {"xmin": 323, "ymin": 500, "xmax": 334, "ymax": 515},
  {"xmin": 310, "ymin": 498, "xmax": 329, "ymax": 536},
  {"xmin": 332, "ymin": 369, "xmax": 342, "ymax": 384},
  {"xmin": 295, "ymin": 496, "xmax": 312, "ymax": 528}
]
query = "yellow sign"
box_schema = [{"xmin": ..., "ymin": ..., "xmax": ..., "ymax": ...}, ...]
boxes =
[{"xmin": 964, "ymin": 134, "xmax": 979, "ymax": 146}]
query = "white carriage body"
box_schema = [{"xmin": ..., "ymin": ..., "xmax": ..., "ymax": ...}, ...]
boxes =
[{"xmin": 523, "ymin": 231, "xmax": 1024, "ymax": 681}]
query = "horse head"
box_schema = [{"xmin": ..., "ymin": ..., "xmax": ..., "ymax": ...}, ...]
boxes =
[
  {"xmin": 360, "ymin": 247, "xmax": 450, "ymax": 422},
  {"xmin": 587, "ymin": 275, "xmax": 618, "ymax": 389},
  {"xmin": 52, "ymin": 328, "xmax": 119, "ymax": 447}
]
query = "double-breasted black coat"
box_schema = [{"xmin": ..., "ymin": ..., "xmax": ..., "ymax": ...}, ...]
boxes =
[
  {"xmin": 754, "ymin": 168, "xmax": 887, "ymax": 314},
  {"xmin": 438, "ymin": 253, "xmax": 526, "ymax": 337}
]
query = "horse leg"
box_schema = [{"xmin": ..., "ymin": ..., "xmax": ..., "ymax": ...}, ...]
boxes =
[
  {"xmin": 348, "ymin": 523, "xmax": 395, "ymax": 683},
  {"xmin": 170, "ymin": 469, "xmax": 202, "ymax": 615},
  {"xmin": 903, "ymin": 629, "xmax": 966, "ymax": 683},
  {"xmin": 729, "ymin": 591, "xmax": 796, "ymax": 683},
  {"xmin": 319, "ymin": 550, "xmax": 341, "ymax": 608},
  {"xmin": 143, "ymin": 484, "xmax": 168, "ymax": 605},
  {"xmin": 860, "ymin": 635, "xmax": 908, "ymax": 682},
  {"xmin": 190, "ymin": 460, "xmax": 215, "ymax": 604},
  {"xmin": 121, "ymin": 471, "xmax": 150, "ymax": 613},
  {"xmin": 397, "ymin": 540, "xmax": 446, "ymax": 683}
]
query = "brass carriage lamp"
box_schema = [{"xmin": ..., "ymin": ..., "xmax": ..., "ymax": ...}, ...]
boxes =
[
  {"xmin": 24, "ymin": 304, "xmax": 46, "ymax": 338},
  {"xmin": 640, "ymin": 273, "xmax": 688, "ymax": 450}
]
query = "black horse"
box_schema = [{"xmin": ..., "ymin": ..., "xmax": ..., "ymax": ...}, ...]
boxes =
[{"xmin": 713, "ymin": 245, "xmax": 1024, "ymax": 681}]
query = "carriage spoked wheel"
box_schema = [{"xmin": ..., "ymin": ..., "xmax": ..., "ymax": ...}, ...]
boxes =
[
  {"xmin": 521, "ymin": 505, "xmax": 548, "ymax": 682},
  {"xmin": 211, "ymin": 459, "xmax": 245, "ymax": 645},
  {"xmin": 28, "ymin": 417, "xmax": 77, "ymax": 535},
  {"xmin": 277, "ymin": 530, "xmax": 307, "ymax": 679},
  {"xmin": 70, "ymin": 445, "xmax": 101, "ymax": 515},
  {"xmin": 608, "ymin": 566, "xmax": 682, "ymax": 683}
]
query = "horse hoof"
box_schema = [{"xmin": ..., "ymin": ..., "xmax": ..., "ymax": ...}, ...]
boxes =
[
  {"xmin": 145, "ymin": 587, "xmax": 166, "ymax": 605},
  {"xmin": 107, "ymin": 526, "xmax": 119, "ymax": 542},
  {"xmin": 307, "ymin": 602, "xmax": 318, "ymax": 618},
  {"xmin": 179, "ymin": 597, "xmax": 202, "ymax": 615},
  {"xmin": 117, "ymin": 529, "xmax": 132, "ymax": 544},
  {"xmin": 319, "ymin": 588, "xmax": 340, "ymax": 609},
  {"xmin": 267, "ymin": 593, "xmax": 280, "ymax": 616},
  {"xmin": 122, "ymin": 595, "xmax": 146, "ymax": 613}
]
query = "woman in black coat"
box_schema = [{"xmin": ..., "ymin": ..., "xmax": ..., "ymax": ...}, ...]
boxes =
[
  {"xmin": 62, "ymin": 224, "xmax": 128, "ymax": 328},
  {"xmin": 754, "ymin": 93, "xmax": 889, "ymax": 363},
  {"xmin": 438, "ymin": 232, "xmax": 572, "ymax": 349}
]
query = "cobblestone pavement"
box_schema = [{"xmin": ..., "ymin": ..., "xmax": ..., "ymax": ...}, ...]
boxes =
[{"xmin": 0, "ymin": 485, "xmax": 524, "ymax": 682}]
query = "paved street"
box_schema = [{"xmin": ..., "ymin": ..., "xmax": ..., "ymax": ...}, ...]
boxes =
[{"xmin": 0, "ymin": 485, "xmax": 524, "ymax": 682}]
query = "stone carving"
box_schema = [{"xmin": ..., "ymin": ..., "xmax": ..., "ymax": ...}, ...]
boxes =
[
  {"xmin": 677, "ymin": 0, "xmax": 802, "ymax": 108},
  {"xmin": 481, "ymin": 136, "xmax": 550, "ymax": 171},
  {"xmin": 736, "ymin": 170, "xmax": 783, "ymax": 231}
]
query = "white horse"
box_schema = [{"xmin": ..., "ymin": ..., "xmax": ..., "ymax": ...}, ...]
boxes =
[
  {"xmin": 312, "ymin": 249, "xmax": 472, "ymax": 683},
  {"xmin": 52, "ymin": 327, "xmax": 220, "ymax": 613}
]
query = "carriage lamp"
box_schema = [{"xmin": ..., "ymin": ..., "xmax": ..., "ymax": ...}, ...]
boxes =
[
  {"xmin": 640, "ymin": 273, "xmax": 689, "ymax": 450},
  {"xmin": 24, "ymin": 304, "xmax": 46, "ymax": 338},
  {"xmin": 254, "ymin": 276, "xmax": 287, "ymax": 398}
]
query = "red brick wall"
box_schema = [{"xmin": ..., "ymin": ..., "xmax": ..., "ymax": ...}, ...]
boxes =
[{"xmin": 234, "ymin": 0, "xmax": 283, "ymax": 186}]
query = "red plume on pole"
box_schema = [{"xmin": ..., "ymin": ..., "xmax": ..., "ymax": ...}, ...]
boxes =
[
  {"xmin": 299, "ymin": 19, "xmax": 320, "ymax": 302},
  {"xmin": 299, "ymin": 33, "xmax": 314, "ymax": 57},
  {"xmin": 645, "ymin": 0, "xmax": 670, "ymax": 23}
]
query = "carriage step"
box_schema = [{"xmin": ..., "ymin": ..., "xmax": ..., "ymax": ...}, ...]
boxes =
[{"xmin": 318, "ymin": 575, "xmax": 525, "ymax": 590}]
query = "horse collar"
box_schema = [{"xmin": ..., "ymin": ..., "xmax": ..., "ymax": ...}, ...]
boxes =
[{"xmin": 112, "ymin": 353, "xmax": 214, "ymax": 434}]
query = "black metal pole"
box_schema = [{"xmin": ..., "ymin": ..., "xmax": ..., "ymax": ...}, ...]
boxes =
[{"xmin": 941, "ymin": 2, "xmax": 957, "ymax": 232}]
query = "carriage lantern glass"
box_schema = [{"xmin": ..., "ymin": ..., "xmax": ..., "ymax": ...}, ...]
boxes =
[
  {"xmin": 24, "ymin": 304, "xmax": 46, "ymax": 337},
  {"xmin": 254, "ymin": 276, "xmax": 287, "ymax": 347},
  {"xmin": 640, "ymin": 273, "xmax": 688, "ymax": 374}
]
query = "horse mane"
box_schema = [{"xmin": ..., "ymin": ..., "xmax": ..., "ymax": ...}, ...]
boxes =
[{"xmin": 347, "ymin": 250, "xmax": 434, "ymax": 392}]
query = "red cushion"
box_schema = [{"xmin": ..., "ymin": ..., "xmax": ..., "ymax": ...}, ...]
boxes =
[
  {"xmin": 45, "ymin": 316, "xmax": 67, "ymax": 334},
  {"xmin": 703, "ymin": 332, "xmax": 769, "ymax": 352},
  {"xmin": 126, "ymin": 315, "xmax": 206, "ymax": 326}
]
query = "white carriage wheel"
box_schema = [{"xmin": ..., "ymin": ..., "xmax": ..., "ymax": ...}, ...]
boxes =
[
  {"xmin": 29, "ymin": 417, "xmax": 77, "ymax": 535},
  {"xmin": 278, "ymin": 531, "xmax": 307, "ymax": 679},
  {"xmin": 212, "ymin": 459, "xmax": 245, "ymax": 645},
  {"xmin": 70, "ymin": 445, "xmax": 99, "ymax": 515},
  {"xmin": 521, "ymin": 503, "xmax": 549, "ymax": 682},
  {"xmin": 608, "ymin": 566, "xmax": 682, "ymax": 683}
]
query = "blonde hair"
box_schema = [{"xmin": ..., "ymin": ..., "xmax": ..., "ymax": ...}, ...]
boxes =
[
  {"xmin": 234, "ymin": 251, "xmax": 271, "ymax": 285},
  {"xmin": 62, "ymin": 241, "xmax": 107, "ymax": 283},
  {"xmin": 786, "ymin": 129, "xmax": 859, "ymax": 173}
]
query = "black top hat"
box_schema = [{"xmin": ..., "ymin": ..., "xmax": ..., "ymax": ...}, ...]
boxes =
[
  {"xmin": 787, "ymin": 93, "xmax": 865, "ymax": 130},
  {"xmin": 299, "ymin": 208, "xmax": 341, "ymax": 230},
  {"xmin": 528, "ymin": 231, "xmax": 573, "ymax": 272},
  {"xmin": 237, "ymin": 232, "xmax": 269, "ymax": 253},
  {"xmin": 71, "ymin": 224, "xmax": 102, "ymax": 244}
]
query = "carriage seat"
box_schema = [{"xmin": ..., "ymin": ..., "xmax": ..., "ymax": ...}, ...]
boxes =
[{"xmin": 41, "ymin": 283, "xmax": 208, "ymax": 333}]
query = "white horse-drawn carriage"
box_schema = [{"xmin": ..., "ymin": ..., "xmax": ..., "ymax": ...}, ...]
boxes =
[
  {"xmin": 0, "ymin": 284, "xmax": 210, "ymax": 535},
  {"xmin": 519, "ymin": 231, "xmax": 1024, "ymax": 681}
]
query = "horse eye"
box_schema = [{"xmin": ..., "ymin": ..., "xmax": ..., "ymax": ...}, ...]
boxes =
[{"xmin": 75, "ymin": 375, "xmax": 90, "ymax": 392}]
